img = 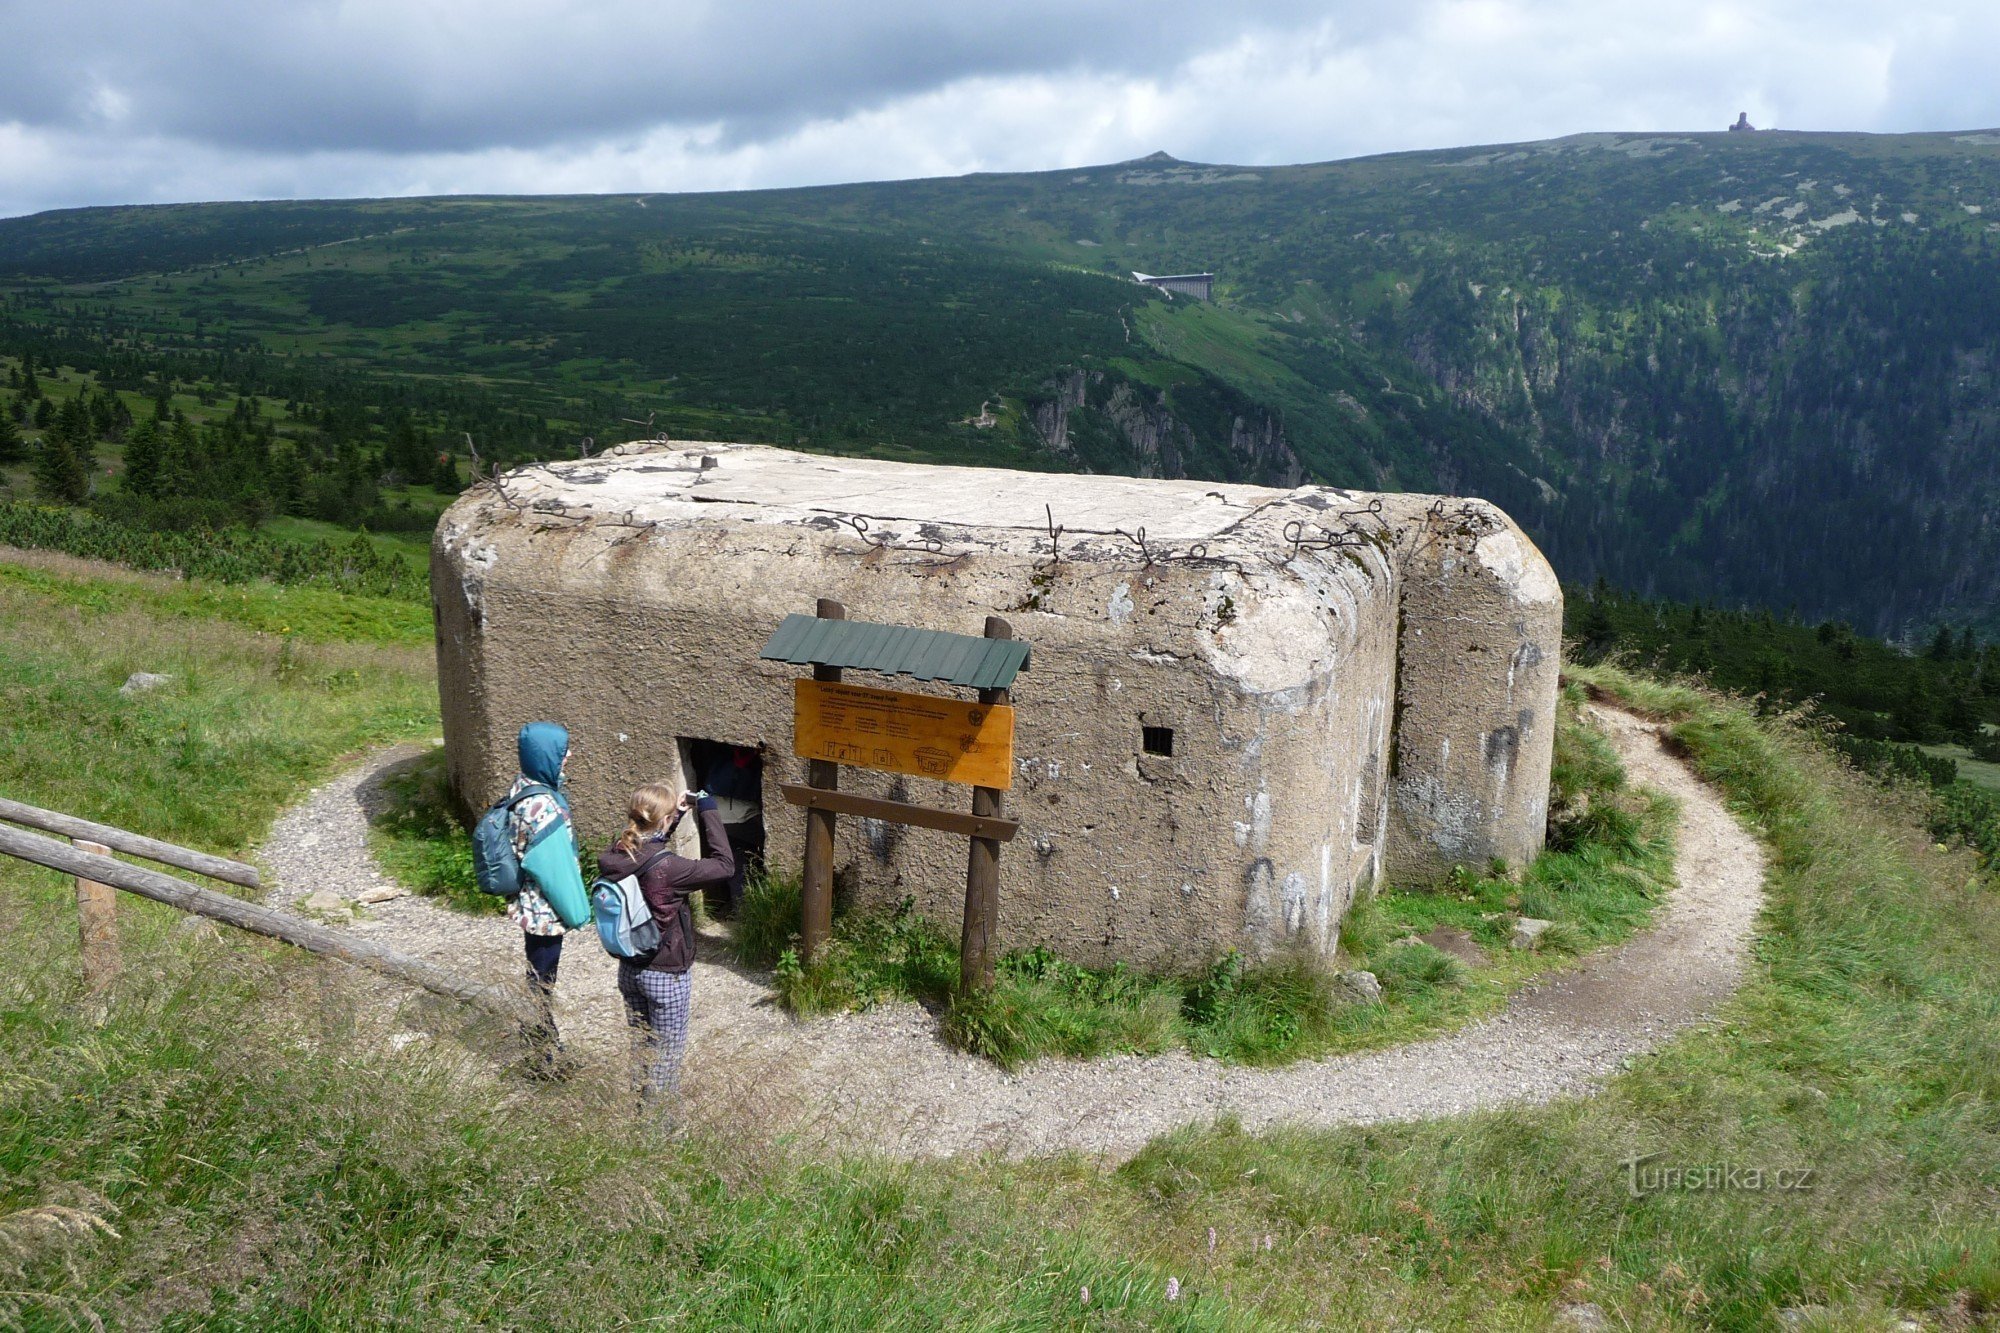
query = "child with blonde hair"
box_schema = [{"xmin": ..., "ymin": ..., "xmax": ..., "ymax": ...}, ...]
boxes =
[{"xmin": 598, "ymin": 782, "xmax": 734, "ymax": 1117}]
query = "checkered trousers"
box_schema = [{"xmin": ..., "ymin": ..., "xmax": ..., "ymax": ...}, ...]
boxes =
[{"xmin": 617, "ymin": 964, "xmax": 692, "ymax": 1105}]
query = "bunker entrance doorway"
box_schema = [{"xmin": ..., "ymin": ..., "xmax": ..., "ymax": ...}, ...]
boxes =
[{"xmin": 679, "ymin": 738, "xmax": 766, "ymax": 920}]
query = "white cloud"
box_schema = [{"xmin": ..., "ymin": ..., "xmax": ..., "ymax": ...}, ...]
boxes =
[{"xmin": 0, "ymin": 0, "xmax": 1996, "ymax": 217}]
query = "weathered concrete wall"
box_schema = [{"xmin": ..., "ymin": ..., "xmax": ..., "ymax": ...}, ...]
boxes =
[
  {"xmin": 432, "ymin": 442, "xmax": 1558, "ymax": 970},
  {"xmin": 1386, "ymin": 502, "xmax": 1565, "ymax": 880}
]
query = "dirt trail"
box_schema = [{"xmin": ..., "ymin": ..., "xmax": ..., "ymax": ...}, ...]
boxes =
[{"xmin": 261, "ymin": 706, "xmax": 1763, "ymax": 1160}]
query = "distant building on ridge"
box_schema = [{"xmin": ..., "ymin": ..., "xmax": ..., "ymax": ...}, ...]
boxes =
[
  {"xmin": 1729, "ymin": 112, "xmax": 1756, "ymax": 132},
  {"xmin": 1132, "ymin": 271, "xmax": 1214, "ymax": 300}
]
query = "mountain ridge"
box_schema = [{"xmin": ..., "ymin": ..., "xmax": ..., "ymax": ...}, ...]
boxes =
[{"xmin": 4, "ymin": 126, "xmax": 2000, "ymax": 634}]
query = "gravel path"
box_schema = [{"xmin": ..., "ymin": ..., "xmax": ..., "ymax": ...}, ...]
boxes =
[{"xmin": 260, "ymin": 706, "xmax": 1764, "ymax": 1161}]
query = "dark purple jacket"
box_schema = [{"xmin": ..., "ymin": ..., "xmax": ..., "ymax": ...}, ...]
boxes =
[{"xmin": 597, "ymin": 800, "xmax": 734, "ymax": 973}]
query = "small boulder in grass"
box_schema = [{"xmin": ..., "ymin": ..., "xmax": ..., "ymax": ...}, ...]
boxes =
[
  {"xmin": 1510, "ymin": 917, "xmax": 1554, "ymax": 950},
  {"xmin": 119, "ymin": 672, "xmax": 173, "ymax": 696},
  {"xmin": 1553, "ymin": 1303, "xmax": 1607, "ymax": 1331},
  {"xmin": 1334, "ymin": 970, "xmax": 1383, "ymax": 1006},
  {"xmin": 301, "ymin": 890, "xmax": 352, "ymax": 919}
]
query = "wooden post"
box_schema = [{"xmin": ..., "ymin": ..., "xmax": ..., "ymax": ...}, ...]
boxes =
[
  {"xmin": 0, "ymin": 796, "xmax": 261, "ymax": 888},
  {"xmin": 73, "ymin": 838, "xmax": 119, "ymax": 993},
  {"xmin": 0, "ymin": 822, "xmax": 531, "ymax": 1022},
  {"xmin": 800, "ymin": 597, "xmax": 845, "ymax": 964},
  {"xmin": 960, "ymin": 615, "xmax": 1011, "ymax": 996}
]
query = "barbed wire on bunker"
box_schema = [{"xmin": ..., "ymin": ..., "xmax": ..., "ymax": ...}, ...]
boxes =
[
  {"xmin": 1281, "ymin": 497, "xmax": 1395, "ymax": 562},
  {"xmin": 1029, "ymin": 504, "xmax": 1249, "ymax": 574},
  {"xmin": 1399, "ymin": 498, "xmax": 1504, "ymax": 569},
  {"xmin": 467, "ymin": 450, "xmax": 668, "ymax": 553},
  {"xmin": 617, "ymin": 412, "xmax": 671, "ymax": 450},
  {"xmin": 838, "ymin": 514, "xmax": 968, "ymax": 569},
  {"xmin": 1037, "ymin": 504, "xmax": 1066, "ymax": 571},
  {"xmin": 1276, "ymin": 496, "xmax": 1503, "ymax": 576}
]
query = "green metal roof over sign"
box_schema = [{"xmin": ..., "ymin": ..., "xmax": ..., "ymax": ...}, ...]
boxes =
[{"xmin": 758, "ymin": 614, "xmax": 1030, "ymax": 690}]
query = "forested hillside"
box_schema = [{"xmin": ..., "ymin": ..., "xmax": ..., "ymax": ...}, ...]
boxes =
[{"xmin": 3, "ymin": 128, "xmax": 2000, "ymax": 633}]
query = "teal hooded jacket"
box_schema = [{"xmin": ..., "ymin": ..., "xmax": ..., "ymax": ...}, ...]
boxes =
[{"xmin": 514, "ymin": 722, "xmax": 591, "ymax": 930}]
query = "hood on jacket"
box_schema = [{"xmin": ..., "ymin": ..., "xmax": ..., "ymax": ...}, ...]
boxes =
[{"xmin": 517, "ymin": 721, "xmax": 570, "ymax": 791}]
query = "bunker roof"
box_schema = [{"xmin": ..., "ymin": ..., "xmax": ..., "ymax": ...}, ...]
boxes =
[
  {"xmin": 523, "ymin": 442, "xmax": 1288, "ymax": 547},
  {"xmin": 453, "ymin": 442, "xmax": 1559, "ymax": 615}
]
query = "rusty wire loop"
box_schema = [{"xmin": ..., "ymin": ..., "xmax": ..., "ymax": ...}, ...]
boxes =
[
  {"xmin": 1337, "ymin": 497, "xmax": 1391, "ymax": 531},
  {"xmin": 1281, "ymin": 518, "xmax": 1380, "ymax": 560},
  {"xmin": 843, "ymin": 515, "xmax": 944, "ymax": 555},
  {"xmin": 838, "ymin": 515, "xmax": 963, "ymax": 568},
  {"xmin": 463, "ymin": 432, "xmax": 492, "ymax": 483}
]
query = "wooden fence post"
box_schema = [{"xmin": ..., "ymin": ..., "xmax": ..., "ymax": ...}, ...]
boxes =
[
  {"xmin": 960, "ymin": 616, "xmax": 1012, "ymax": 996},
  {"xmin": 0, "ymin": 822, "xmax": 532, "ymax": 1021},
  {"xmin": 73, "ymin": 838, "xmax": 119, "ymax": 993},
  {"xmin": 800, "ymin": 597, "xmax": 845, "ymax": 964}
]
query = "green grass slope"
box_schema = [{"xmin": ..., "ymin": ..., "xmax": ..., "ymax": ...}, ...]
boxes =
[{"xmin": 2, "ymin": 566, "xmax": 1997, "ymax": 1327}]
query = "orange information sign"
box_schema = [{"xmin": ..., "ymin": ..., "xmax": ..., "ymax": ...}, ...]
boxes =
[{"xmin": 792, "ymin": 679, "xmax": 1015, "ymax": 789}]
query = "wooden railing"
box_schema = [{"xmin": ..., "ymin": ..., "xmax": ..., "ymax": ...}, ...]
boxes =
[{"xmin": 0, "ymin": 800, "xmax": 526, "ymax": 1020}]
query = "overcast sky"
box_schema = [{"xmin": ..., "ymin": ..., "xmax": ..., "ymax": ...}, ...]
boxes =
[{"xmin": 3, "ymin": 0, "xmax": 1997, "ymax": 218}]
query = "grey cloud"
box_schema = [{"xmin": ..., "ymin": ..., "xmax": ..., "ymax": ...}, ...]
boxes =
[
  {"xmin": 2, "ymin": 0, "xmax": 1999, "ymax": 218},
  {"xmin": 6, "ymin": 0, "xmax": 1335, "ymax": 154}
]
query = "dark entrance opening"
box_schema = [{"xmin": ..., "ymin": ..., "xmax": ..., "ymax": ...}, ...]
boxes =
[{"xmin": 679, "ymin": 738, "xmax": 766, "ymax": 919}]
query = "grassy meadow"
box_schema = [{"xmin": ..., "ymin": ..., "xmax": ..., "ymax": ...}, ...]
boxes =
[{"xmin": 1, "ymin": 560, "xmax": 1997, "ymax": 1328}]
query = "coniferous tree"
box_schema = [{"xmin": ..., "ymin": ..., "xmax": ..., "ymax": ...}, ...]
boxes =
[
  {"xmin": 157, "ymin": 418, "xmax": 201, "ymax": 499},
  {"xmin": 1943, "ymin": 683, "xmax": 1982, "ymax": 739},
  {"xmin": 1576, "ymin": 594, "xmax": 1616, "ymax": 659},
  {"xmin": 1891, "ymin": 675, "xmax": 1938, "ymax": 743},
  {"xmin": 51, "ymin": 396, "xmax": 95, "ymax": 472},
  {"xmin": 122, "ymin": 418, "xmax": 163, "ymax": 498},
  {"xmin": 269, "ymin": 444, "xmax": 306, "ymax": 516},
  {"xmin": 33, "ymin": 414, "xmax": 89, "ymax": 505},
  {"xmin": 0, "ymin": 409, "xmax": 22, "ymax": 466}
]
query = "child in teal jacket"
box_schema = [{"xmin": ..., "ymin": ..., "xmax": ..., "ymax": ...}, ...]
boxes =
[{"xmin": 506, "ymin": 721, "xmax": 590, "ymax": 1068}]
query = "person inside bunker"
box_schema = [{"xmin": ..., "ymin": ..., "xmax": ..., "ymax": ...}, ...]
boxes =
[
  {"xmin": 694, "ymin": 741, "xmax": 764, "ymax": 918},
  {"xmin": 505, "ymin": 722, "xmax": 594, "ymax": 1073},
  {"xmin": 599, "ymin": 783, "xmax": 735, "ymax": 1117}
]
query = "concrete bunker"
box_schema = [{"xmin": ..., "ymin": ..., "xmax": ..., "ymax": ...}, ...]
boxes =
[{"xmin": 432, "ymin": 442, "xmax": 1562, "ymax": 971}]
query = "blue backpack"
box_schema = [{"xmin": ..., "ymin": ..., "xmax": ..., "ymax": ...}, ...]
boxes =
[
  {"xmin": 471, "ymin": 783, "xmax": 553, "ymax": 898},
  {"xmin": 592, "ymin": 845, "xmax": 674, "ymax": 959}
]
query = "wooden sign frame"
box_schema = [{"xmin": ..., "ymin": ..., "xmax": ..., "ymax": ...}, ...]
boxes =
[{"xmin": 770, "ymin": 600, "xmax": 1020, "ymax": 995}]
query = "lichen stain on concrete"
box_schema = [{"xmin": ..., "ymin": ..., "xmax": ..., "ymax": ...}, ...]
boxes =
[
  {"xmin": 1107, "ymin": 583, "xmax": 1135, "ymax": 623},
  {"xmin": 433, "ymin": 442, "xmax": 1561, "ymax": 969}
]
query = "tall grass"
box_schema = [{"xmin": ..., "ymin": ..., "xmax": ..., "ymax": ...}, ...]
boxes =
[
  {"xmin": 0, "ymin": 546, "xmax": 431, "ymax": 645},
  {"xmin": 367, "ymin": 746, "xmax": 505, "ymax": 916},
  {"xmin": 0, "ymin": 580, "xmax": 434, "ymax": 851},
  {"xmin": 6, "ymin": 573, "xmax": 1998, "ymax": 1327},
  {"xmin": 1111, "ymin": 666, "xmax": 2000, "ymax": 1327},
  {"xmin": 0, "ymin": 576, "xmax": 1230, "ymax": 1330}
]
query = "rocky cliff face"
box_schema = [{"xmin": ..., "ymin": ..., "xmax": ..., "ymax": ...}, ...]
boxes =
[{"xmin": 1028, "ymin": 366, "xmax": 1303, "ymax": 488}]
